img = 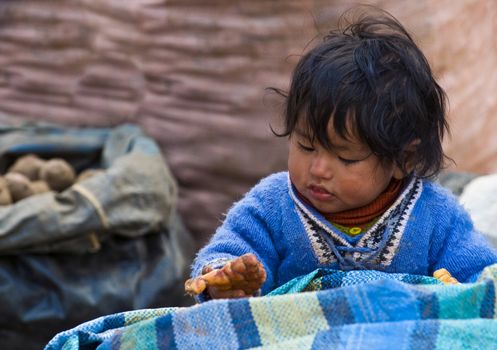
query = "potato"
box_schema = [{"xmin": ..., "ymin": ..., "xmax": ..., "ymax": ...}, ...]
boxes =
[
  {"xmin": 4, "ymin": 172, "xmax": 34, "ymax": 202},
  {"xmin": 39, "ymin": 158, "xmax": 76, "ymax": 192},
  {"xmin": 7, "ymin": 154, "xmax": 45, "ymax": 181},
  {"xmin": 31, "ymin": 180, "xmax": 51, "ymax": 194},
  {"xmin": 0, "ymin": 177, "xmax": 13, "ymax": 205},
  {"xmin": 76, "ymin": 168, "xmax": 105, "ymax": 183}
]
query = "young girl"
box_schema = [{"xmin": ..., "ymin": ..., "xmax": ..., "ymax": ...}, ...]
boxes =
[{"xmin": 186, "ymin": 10, "xmax": 497, "ymax": 301}]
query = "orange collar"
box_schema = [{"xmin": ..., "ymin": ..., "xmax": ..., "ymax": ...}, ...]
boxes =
[{"xmin": 325, "ymin": 178, "xmax": 404, "ymax": 226}]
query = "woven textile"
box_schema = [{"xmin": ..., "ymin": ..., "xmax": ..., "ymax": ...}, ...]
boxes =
[{"xmin": 46, "ymin": 264, "xmax": 497, "ymax": 349}]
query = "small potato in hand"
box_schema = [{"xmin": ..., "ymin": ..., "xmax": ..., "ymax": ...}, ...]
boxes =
[{"xmin": 185, "ymin": 253, "xmax": 266, "ymax": 299}]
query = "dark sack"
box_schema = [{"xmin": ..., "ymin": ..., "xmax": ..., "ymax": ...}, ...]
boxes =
[{"xmin": 0, "ymin": 123, "xmax": 195, "ymax": 349}]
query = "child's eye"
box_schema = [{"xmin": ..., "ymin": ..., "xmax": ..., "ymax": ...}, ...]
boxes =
[
  {"xmin": 297, "ymin": 142, "xmax": 315, "ymax": 152},
  {"xmin": 338, "ymin": 156, "xmax": 360, "ymax": 165}
]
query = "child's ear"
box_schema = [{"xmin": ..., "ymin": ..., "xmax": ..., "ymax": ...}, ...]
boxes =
[
  {"xmin": 392, "ymin": 139, "xmax": 421, "ymax": 180},
  {"xmin": 392, "ymin": 165, "xmax": 405, "ymax": 180}
]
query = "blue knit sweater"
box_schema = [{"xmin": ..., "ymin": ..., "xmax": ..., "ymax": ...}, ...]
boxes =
[{"xmin": 192, "ymin": 172, "xmax": 497, "ymax": 296}]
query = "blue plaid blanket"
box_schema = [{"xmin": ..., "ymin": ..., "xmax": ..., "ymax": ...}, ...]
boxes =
[{"xmin": 45, "ymin": 264, "xmax": 497, "ymax": 349}]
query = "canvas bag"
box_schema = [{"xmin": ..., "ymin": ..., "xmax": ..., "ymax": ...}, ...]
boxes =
[{"xmin": 0, "ymin": 123, "xmax": 195, "ymax": 349}]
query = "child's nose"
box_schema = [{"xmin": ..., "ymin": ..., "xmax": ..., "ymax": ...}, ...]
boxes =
[{"xmin": 309, "ymin": 155, "xmax": 333, "ymax": 179}]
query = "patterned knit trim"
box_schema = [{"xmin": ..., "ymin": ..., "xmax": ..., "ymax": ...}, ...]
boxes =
[
  {"xmin": 295, "ymin": 207, "xmax": 337, "ymax": 264},
  {"xmin": 354, "ymin": 177, "xmax": 422, "ymax": 266},
  {"xmin": 357, "ymin": 176, "xmax": 419, "ymax": 246},
  {"xmin": 288, "ymin": 177, "xmax": 350, "ymax": 246},
  {"xmin": 289, "ymin": 175, "xmax": 422, "ymax": 267}
]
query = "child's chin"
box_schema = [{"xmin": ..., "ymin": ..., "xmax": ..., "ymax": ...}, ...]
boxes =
[{"xmin": 312, "ymin": 202, "xmax": 343, "ymax": 214}]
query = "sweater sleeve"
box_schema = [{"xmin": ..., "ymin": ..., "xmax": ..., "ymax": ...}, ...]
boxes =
[
  {"xmin": 430, "ymin": 195, "xmax": 497, "ymax": 282},
  {"xmin": 191, "ymin": 177, "xmax": 282, "ymax": 298}
]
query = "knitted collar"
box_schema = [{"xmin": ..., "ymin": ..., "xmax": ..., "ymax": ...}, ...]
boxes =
[{"xmin": 289, "ymin": 174, "xmax": 422, "ymax": 269}]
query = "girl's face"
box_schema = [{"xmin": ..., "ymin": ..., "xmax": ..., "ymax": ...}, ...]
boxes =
[{"xmin": 288, "ymin": 123, "xmax": 403, "ymax": 214}]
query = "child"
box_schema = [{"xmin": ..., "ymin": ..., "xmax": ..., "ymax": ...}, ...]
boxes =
[{"xmin": 186, "ymin": 9, "xmax": 497, "ymax": 301}]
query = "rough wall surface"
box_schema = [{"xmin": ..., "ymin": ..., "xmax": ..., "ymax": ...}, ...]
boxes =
[{"xmin": 0, "ymin": 0, "xmax": 496, "ymax": 245}]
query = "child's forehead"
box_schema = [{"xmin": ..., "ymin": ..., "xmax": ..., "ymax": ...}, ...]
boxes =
[{"xmin": 294, "ymin": 121, "xmax": 368, "ymax": 151}]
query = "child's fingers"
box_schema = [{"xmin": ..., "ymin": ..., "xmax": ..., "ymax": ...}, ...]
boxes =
[
  {"xmin": 222, "ymin": 254, "xmax": 262, "ymax": 282},
  {"xmin": 240, "ymin": 254, "xmax": 264, "ymax": 275},
  {"xmin": 240, "ymin": 253, "xmax": 259, "ymax": 266},
  {"xmin": 185, "ymin": 267, "xmax": 232, "ymax": 296},
  {"xmin": 230, "ymin": 256, "xmax": 248, "ymax": 274},
  {"xmin": 433, "ymin": 268, "xmax": 459, "ymax": 284},
  {"xmin": 230, "ymin": 259, "xmax": 266, "ymax": 295},
  {"xmin": 258, "ymin": 261, "xmax": 267, "ymax": 283},
  {"xmin": 184, "ymin": 277, "xmax": 207, "ymax": 296},
  {"xmin": 240, "ymin": 261, "xmax": 266, "ymax": 284},
  {"xmin": 202, "ymin": 265, "xmax": 214, "ymax": 274},
  {"xmin": 185, "ymin": 254, "xmax": 267, "ymax": 297},
  {"xmin": 222, "ymin": 260, "xmax": 245, "ymax": 282},
  {"xmin": 202, "ymin": 268, "xmax": 231, "ymax": 287},
  {"xmin": 235, "ymin": 253, "xmax": 266, "ymax": 278}
]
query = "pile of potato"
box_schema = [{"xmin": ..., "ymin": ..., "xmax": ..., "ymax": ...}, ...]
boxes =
[{"xmin": 0, "ymin": 154, "xmax": 103, "ymax": 205}]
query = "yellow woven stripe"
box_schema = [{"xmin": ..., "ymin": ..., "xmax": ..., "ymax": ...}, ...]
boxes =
[
  {"xmin": 124, "ymin": 308, "xmax": 177, "ymax": 326},
  {"xmin": 250, "ymin": 293, "xmax": 328, "ymax": 346},
  {"xmin": 250, "ymin": 334, "xmax": 316, "ymax": 350}
]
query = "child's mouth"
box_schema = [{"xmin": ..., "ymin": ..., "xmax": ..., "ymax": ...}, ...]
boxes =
[{"xmin": 308, "ymin": 185, "xmax": 334, "ymax": 201}]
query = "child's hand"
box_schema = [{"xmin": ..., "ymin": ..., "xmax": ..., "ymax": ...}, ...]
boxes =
[
  {"xmin": 433, "ymin": 268, "xmax": 459, "ymax": 284},
  {"xmin": 184, "ymin": 253, "xmax": 266, "ymax": 299}
]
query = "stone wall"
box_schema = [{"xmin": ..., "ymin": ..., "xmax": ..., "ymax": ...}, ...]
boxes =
[{"xmin": 0, "ymin": 0, "xmax": 496, "ymax": 246}]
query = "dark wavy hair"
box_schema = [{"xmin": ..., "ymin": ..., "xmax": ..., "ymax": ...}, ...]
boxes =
[{"xmin": 273, "ymin": 8, "xmax": 449, "ymax": 178}]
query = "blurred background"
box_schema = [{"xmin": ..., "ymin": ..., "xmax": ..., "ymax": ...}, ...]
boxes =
[
  {"xmin": 1, "ymin": 0, "xmax": 497, "ymax": 348},
  {"xmin": 1, "ymin": 0, "xmax": 496, "ymax": 247}
]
